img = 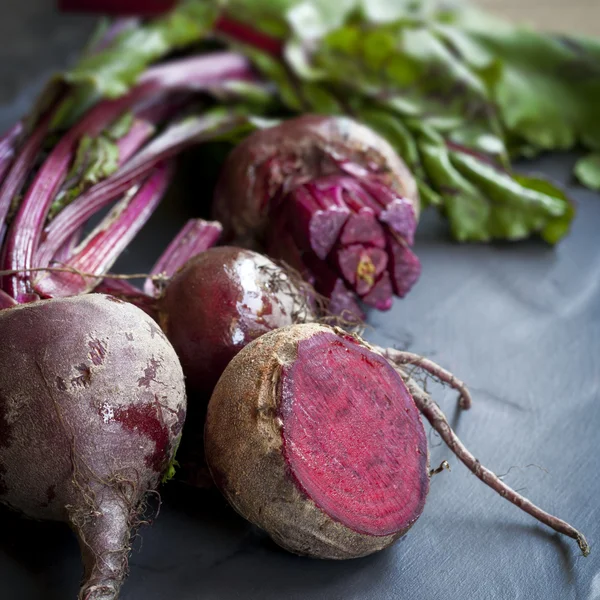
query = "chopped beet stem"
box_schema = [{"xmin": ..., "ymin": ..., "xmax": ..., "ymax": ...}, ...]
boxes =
[
  {"xmin": 405, "ymin": 377, "xmax": 590, "ymax": 557},
  {"xmin": 144, "ymin": 218, "xmax": 222, "ymax": 296},
  {"xmin": 379, "ymin": 347, "xmax": 473, "ymax": 409},
  {"xmin": 288, "ymin": 186, "xmax": 349, "ymax": 259}
]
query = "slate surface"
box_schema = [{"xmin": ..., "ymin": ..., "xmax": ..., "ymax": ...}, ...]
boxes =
[{"xmin": 1, "ymin": 3, "xmax": 599, "ymax": 599}]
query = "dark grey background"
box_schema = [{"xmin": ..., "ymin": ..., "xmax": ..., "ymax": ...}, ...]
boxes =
[{"xmin": 1, "ymin": 2, "xmax": 599, "ymax": 599}]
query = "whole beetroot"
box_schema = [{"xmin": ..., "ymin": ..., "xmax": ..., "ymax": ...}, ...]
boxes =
[
  {"xmin": 158, "ymin": 246, "xmax": 315, "ymax": 397},
  {"xmin": 205, "ymin": 324, "xmax": 589, "ymax": 559},
  {"xmin": 213, "ymin": 115, "xmax": 421, "ymax": 317},
  {"xmin": 0, "ymin": 294, "xmax": 186, "ymax": 600}
]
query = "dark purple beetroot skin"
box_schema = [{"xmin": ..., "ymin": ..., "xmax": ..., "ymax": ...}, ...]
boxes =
[
  {"xmin": 0, "ymin": 294, "xmax": 186, "ymax": 600},
  {"xmin": 204, "ymin": 324, "xmax": 429, "ymax": 558},
  {"xmin": 213, "ymin": 115, "xmax": 421, "ymax": 316},
  {"xmin": 159, "ymin": 246, "xmax": 315, "ymax": 398}
]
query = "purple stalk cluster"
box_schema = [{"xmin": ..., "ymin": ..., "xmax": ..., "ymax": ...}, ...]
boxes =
[
  {"xmin": 0, "ymin": 52, "xmax": 255, "ymax": 304},
  {"xmin": 268, "ymin": 172, "xmax": 420, "ymax": 318}
]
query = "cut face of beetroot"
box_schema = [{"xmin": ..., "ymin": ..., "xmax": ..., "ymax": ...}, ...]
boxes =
[{"xmin": 279, "ymin": 332, "xmax": 429, "ymax": 537}]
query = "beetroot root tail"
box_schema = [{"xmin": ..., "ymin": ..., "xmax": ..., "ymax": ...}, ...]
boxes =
[
  {"xmin": 404, "ymin": 377, "xmax": 590, "ymax": 557},
  {"xmin": 378, "ymin": 346, "xmax": 473, "ymax": 409},
  {"xmin": 74, "ymin": 496, "xmax": 134, "ymax": 600}
]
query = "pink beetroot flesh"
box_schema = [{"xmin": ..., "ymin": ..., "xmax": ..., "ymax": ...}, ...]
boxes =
[{"xmin": 280, "ymin": 332, "xmax": 429, "ymax": 536}]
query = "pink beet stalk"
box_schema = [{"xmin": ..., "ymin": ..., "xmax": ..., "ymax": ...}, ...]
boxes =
[
  {"xmin": 2, "ymin": 94, "xmax": 141, "ymax": 300},
  {"xmin": 52, "ymin": 227, "xmax": 82, "ymax": 265},
  {"xmin": 0, "ymin": 122, "xmax": 23, "ymax": 187},
  {"xmin": 144, "ymin": 219, "xmax": 222, "ymax": 296},
  {"xmin": 36, "ymin": 109, "xmax": 244, "ymax": 270},
  {"xmin": 34, "ymin": 163, "xmax": 172, "ymax": 298},
  {"xmin": 116, "ymin": 118, "xmax": 156, "ymax": 165},
  {"xmin": 3, "ymin": 52, "xmax": 257, "ymax": 300},
  {"xmin": 0, "ymin": 111, "xmax": 54, "ymax": 247}
]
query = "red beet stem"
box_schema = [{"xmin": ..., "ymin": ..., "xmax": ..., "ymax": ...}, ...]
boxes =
[
  {"xmin": 404, "ymin": 377, "xmax": 590, "ymax": 557},
  {"xmin": 138, "ymin": 52, "xmax": 257, "ymax": 93},
  {"xmin": 0, "ymin": 111, "xmax": 54, "ymax": 249},
  {"xmin": 214, "ymin": 15, "xmax": 284, "ymax": 57},
  {"xmin": 0, "ymin": 289, "xmax": 17, "ymax": 309},
  {"xmin": 377, "ymin": 347, "xmax": 473, "ymax": 410},
  {"xmin": 52, "ymin": 227, "xmax": 83, "ymax": 265},
  {"xmin": 116, "ymin": 118, "xmax": 156, "ymax": 165},
  {"xmin": 1, "ymin": 94, "xmax": 140, "ymax": 300},
  {"xmin": 95, "ymin": 278, "xmax": 158, "ymax": 318},
  {"xmin": 34, "ymin": 163, "xmax": 171, "ymax": 298},
  {"xmin": 144, "ymin": 218, "xmax": 223, "ymax": 296},
  {"xmin": 3, "ymin": 52, "xmax": 255, "ymax": 299},
  {"xmin": 37, "ymin": 109, "xmax": 243, "ymax": 269},
  {"xmin": 0, "ymin": 121, "xmax": 23, "ymax": 187}
]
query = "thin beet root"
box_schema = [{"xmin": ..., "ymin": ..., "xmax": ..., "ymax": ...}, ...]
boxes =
[
  {"xmin": 378, "ymin": 346, "xmax": 473, "ymax": 410},
  {"xmin": 401, "ymin": 376, "xmax": 590, "ymax": 556}
]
